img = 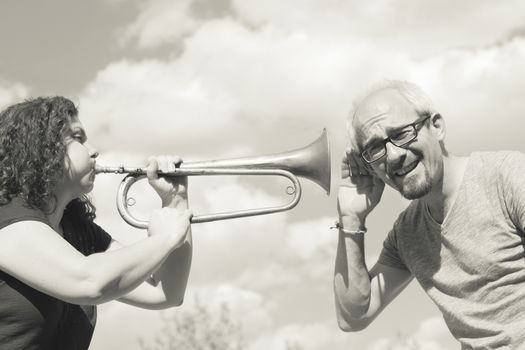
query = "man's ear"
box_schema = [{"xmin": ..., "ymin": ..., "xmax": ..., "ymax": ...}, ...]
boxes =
[{"xmin": 430, "ymin": 113, "xmax": 446, "ymax": 141}]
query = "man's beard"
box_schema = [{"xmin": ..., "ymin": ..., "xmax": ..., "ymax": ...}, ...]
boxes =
[{"xmin": 399, "ymin": 168, "xmax": 432, "ymax": 200}]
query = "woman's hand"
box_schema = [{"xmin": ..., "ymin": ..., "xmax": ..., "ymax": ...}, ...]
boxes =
[
  {"xmin": 337, "ymin": 148, "xmax": 385, "ymax": 225},
  {"xmin": 147, "ymin": 155, "xmax": 188, "ymax": 208}
]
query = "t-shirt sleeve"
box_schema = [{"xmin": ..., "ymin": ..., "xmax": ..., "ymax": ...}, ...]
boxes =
[
  {"xmin": 378, "ymin": 227, "xmax": 409, "ymax": 271},
  {"xmin": 501, "ymin": 152, "xmax": 525, "ymax": 233}
]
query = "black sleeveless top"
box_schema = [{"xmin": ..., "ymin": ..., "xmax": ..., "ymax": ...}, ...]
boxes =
[{"xmin": 0, "ymin": 198, "xmax": 112, "ymax": 350}]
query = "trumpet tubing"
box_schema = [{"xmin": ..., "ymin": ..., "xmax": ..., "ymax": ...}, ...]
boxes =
[{"xmin": 95, "ymin": 129, "xmax": 331, "ymax": 229}]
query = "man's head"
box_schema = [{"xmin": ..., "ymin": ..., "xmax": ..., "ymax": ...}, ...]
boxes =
[{"xmin": 347, "ymin": 81, "xmax": 447, "ymax": 199}]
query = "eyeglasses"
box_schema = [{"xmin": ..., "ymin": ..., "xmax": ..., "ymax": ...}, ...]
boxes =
[{"xmin": 360, "ymin": 114, "xmax": 433, "ymax": 164}]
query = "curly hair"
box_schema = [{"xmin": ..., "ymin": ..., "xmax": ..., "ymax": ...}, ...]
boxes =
[{"xmin": 0, "ymin": 96, "xmax": 96, "ymax": 221}]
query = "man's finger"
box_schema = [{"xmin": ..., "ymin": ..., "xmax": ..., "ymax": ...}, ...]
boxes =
[
  {"xmin": 351, "ymin": 152, "xmax": 369, "ymax": 176},
  {"xmin": 345, "ymin": 150, "xmax": 360, "ymax": 177}
]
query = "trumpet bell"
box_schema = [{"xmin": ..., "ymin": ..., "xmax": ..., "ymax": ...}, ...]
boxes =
[{"xmin": 182, "ymin": 128, "xmax": 331, "ymax": 195}]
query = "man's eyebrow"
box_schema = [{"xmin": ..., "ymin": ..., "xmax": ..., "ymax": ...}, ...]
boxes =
[
  {"xmin": 362, "ymin": 136, "xmax": 383, "ymax": 148},
  {"xmin": 386, "ymin": 123, "xmax": 412, "ymax": 133},
  {"xmin": 362, "ymin": 123, "xmax": 412, "ymax": 149}
]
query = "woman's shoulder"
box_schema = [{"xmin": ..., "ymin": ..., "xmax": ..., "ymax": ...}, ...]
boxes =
[{"xmin": 0, "ymin": 197, "xmax": 50, "ymax": 230}]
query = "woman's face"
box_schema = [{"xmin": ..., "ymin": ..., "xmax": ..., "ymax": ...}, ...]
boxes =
[{"xmin": 61, "ymin": 116, "xmax": 98, "ymax": 198}]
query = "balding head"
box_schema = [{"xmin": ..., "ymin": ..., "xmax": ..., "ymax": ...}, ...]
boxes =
[{"xmin": 347, "ymin": 81, "xmax": 437, "ymax": 151}]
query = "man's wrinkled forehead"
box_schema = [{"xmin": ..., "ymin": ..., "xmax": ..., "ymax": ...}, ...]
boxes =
[
  {"xmin": 354, "ymin": 89, "xmax": 411, "ymax": 123},
  {"xmin": 351, "ymin": 89, "xmax": 415, "ymax": 145}
]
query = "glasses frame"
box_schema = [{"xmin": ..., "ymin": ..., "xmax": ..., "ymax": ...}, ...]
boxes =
[{"xmin": 360, "ymin": 114, "xmax": 433, "ymax": 164}]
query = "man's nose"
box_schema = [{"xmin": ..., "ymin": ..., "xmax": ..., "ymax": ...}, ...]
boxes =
[{"xmin": 385, "ymin": 141, "xmax": 406, "ymax": 164}]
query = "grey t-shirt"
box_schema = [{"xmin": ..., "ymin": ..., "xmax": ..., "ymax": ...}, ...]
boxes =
[{"xmin": 378, "ymin": 151, "xmax": 525, "ymax": 350}]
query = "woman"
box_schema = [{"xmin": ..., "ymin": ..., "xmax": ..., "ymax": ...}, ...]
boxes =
[{"xmin": 0, "ymin": 96, "xmax": 193, "ymax": 349}]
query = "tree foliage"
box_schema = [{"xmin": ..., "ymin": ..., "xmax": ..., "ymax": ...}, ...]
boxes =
[
  {"xmin": 138, "ymin": 297, "xmax": 244, "ymax": 350},
  {"xmin": 138, "ymin": 296, "xmax": 306, "ymax": 350}
]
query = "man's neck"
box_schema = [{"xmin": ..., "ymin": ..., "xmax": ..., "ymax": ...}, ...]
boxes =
[{"xmin": 424, "ymin": 155, "xmax": 469, "ymax": 224}]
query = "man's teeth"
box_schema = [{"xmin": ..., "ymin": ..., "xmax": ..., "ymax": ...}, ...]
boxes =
[{"xmin": 395, "ymin": 161, "xmax": 418, "ymax": 176}]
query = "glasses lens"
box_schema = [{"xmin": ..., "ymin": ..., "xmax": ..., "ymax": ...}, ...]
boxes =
[
  {"xmin": 390, "ymin": 127, "xmax": 416, "ymax": 146},
  {"xmin": 363, "ymin": 144, "xmax": 385, "ymax": 163}
]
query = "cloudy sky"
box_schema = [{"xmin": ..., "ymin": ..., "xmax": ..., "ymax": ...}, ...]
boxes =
[{"xmin": 1, "ymin": 0, "xmax": 525, "ymax": 349}]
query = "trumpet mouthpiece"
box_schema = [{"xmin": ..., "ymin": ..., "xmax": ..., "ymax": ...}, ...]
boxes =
[
  {"xmin": 94, "ymin": 164, "xmax": 124, "ymax": 174},
  {"xmin": 94, "ymin": 164, "xmax": 117, "ymax": 174},
  {"xmin": 94, "ymin": 164, "xmax": 147, "ymax": 175}
]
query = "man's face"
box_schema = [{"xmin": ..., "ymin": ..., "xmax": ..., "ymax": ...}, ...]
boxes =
[{"xmin": 353, "ymin": 89, "xmax": 445, "ymax": 199}]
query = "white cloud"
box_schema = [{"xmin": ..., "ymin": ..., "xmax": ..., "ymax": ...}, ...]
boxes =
[
  {"xmin": 121, "ymin": 0, "xmax": 525, "ymax": 58},
  {"xmin": 80, "ymin": 18, "xmax": 353, "ymax": 155},
  {"xmin": 189, "ymin": 181, "xmax": 290, "ymax": 282},
  {"xmin": 235, "ymin": 261, "xmax": 303, "ymax": 292},
  {"xmin": 285, "ymin": 217, "xmax": 336, "ymax": 260},
  {"xmin": 0, "ymin": 80, "xmax": 29, "ymax": 111},
  {"xmin": 81, "ymin": 2, "xmax": 525, "ymax": 161},
  {"xmin": 405, "ymin": 36, "xmax": 525, "ymax": 152},
  {"xmin": 119, "ymin": 0, "xmax": 198, "ymax": 49},
  {"xmin": 92, "ymin": 283, "xmax": 273, "ymax": 350},
  {"xmin": 190, "ymin": 284, "xmax": 274, "ymax": 338},
  {"xmin": 232, "ymin": 0, "xmax": 525, "ymax": 55},
  {"xmin": 79, "ymin": 57, "xmax": 241, "ymax": 155},
  {"xmin": 366, "ymin": 316, "xmax": 455, "ymax": 350}
]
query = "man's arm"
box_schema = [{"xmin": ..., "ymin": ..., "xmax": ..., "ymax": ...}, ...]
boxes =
[
  {"xmin": 334, "ymin": 149, "xmax": 411, "ymax": 331},
  {"xmin": 502, "ymin": 152, "xmax": 525, "ymax": 233},
  {"xmin": 334, "ymin": 221, "xmax": 412, "ymax": 331}
]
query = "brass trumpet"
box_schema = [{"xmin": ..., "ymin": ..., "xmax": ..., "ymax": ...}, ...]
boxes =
[{"xmin": 95, "ymin": 129, "xmax": 331, "ymax": 229}]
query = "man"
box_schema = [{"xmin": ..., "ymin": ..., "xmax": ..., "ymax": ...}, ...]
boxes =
[{"xmin": 334, "ymin": 80, "xmax": 525, "ymax": 349}]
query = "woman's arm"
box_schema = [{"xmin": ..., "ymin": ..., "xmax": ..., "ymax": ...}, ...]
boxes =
[
  {"xmin": 107, "ymin": 231, "xmax": 192, "ymax": 309},
  {"xmin": 0, "ymin": 207, "xmax": 191, "ymax": 305},
  {"xmin": 115, "ymin": 155, "xmax": 193, "ymax": 309}
]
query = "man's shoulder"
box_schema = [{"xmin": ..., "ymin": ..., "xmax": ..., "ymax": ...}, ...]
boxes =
[
  {"xmin": 471, "ymin": 150, "xmax": 522, "ymax": 164},
  {"xmin": 469, "ymin": 151, "xmax": 524, "ymax": 176}
]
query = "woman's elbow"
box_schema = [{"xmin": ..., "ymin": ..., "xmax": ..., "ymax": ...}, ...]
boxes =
[
  {"xmin": 144, "ymin": 296, "xmax": 184, "ymax": 310},
  {"xmin": 148, "ymin": 288, "xmax": 186, "ymax": 310},
  {"xmin": 81, "ymin": 272, "xmax": 124, "ymax": 305},
  {"xmin": 74, "ymin": 279, "xmax": 107, "ymax": 305}
]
